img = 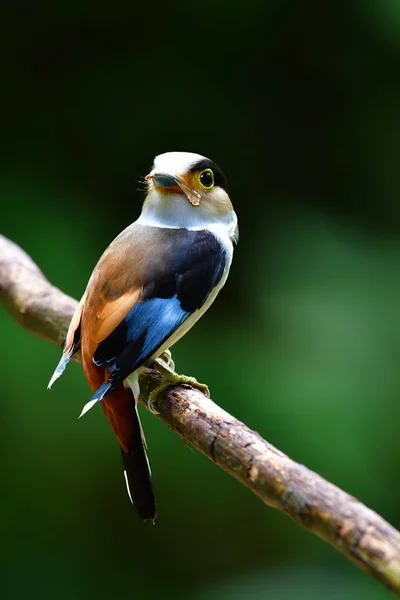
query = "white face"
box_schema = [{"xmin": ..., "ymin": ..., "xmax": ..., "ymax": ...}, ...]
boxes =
[{"xmin": 151, "ymin": 152, "xmax": 207, "ymax": 177}]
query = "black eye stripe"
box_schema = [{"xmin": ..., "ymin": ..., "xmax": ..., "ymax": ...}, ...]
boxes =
[{"xmin": 189, "ymin": 158, "xmax": 228, "ymax": 191}]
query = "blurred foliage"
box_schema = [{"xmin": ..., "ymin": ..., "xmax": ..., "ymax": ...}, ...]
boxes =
[{"xmin": 1, "ymin": 1, "xmax": 400, "ymax": 599}]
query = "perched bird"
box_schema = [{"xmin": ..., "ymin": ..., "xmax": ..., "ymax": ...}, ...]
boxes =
[{"xmin": 48, "ymin": 151, "xmax": 238, "ymax": 521}]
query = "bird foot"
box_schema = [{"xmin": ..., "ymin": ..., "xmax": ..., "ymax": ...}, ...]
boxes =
[
  {"xmin": 148, "ymin": 359, "xmax": 210, "ymax": 414},
  {"xmin": 157, "ymin": 348, "xmax": 175, "ymax": 371}
]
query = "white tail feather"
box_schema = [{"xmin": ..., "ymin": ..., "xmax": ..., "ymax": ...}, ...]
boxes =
[
  {"xmin": 78, "ymin": 398, "xmax": 99, "ymax": 419},
  {"xmin": 47, "ymin": 369, "xmax": 62, "ymax": 389}
]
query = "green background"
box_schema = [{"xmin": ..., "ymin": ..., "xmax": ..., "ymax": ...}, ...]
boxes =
[{"xmin": 1, "ymin": 1, "xmax": 400, "ymax": 599}]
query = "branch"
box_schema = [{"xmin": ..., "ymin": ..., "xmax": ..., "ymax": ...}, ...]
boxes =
[{"xmin": 1, "ymin": 234, "xmax": 400, "ymax": 596}]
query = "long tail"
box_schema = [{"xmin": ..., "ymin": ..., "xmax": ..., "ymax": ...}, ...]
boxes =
[
  {"xmin": 100, "ymin": 386, "xmax": 156, "ymax": 522},
  {"xmin": 121, "ymin": 393, "xmax": 157, "ymax": 522}
]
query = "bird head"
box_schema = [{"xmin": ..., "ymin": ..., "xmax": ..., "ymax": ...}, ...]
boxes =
[{"xmin": 142, "ymin": 152, "xmax": 237, "ymax": 241}]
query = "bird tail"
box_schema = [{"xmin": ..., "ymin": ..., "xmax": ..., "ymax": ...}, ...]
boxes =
[
  {"xmin": 121, "ymin": 398, "xmax": 157, "ymax": 522},
  {"xmin": 101, "ymin": 386, "xmax": 157, "ymax": 522}
]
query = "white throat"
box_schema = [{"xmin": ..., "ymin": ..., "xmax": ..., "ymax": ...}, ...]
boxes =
[{"xmin": 137, "ymin": 189, "xmax": 238, "ymax": 241}]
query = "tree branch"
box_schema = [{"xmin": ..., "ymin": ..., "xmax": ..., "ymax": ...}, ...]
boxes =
[{"xmin": 1, "ymin": 233, "xmax": 400, "ymax": 596}]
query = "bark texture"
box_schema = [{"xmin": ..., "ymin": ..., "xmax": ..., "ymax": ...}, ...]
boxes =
[{"xmin": 1, "ymin": 233, "xmax": 399, "ymax": 596}]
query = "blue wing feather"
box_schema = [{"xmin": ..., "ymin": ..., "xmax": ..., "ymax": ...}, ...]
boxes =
[
  {"xmin": 127, "ymin": 296, "xmax": 189, "ymax": 362},
  {"xmin": 93, "ymin": 295, "xmax": 189, "ymax": 374}
]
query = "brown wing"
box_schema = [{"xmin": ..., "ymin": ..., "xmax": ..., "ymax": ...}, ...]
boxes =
[
  {"xmin": 78, "ymin": 221, "xmax": 181, "ymax": 375},
  {"xmin": 78, "ymin": 222, "xmax": 168, "ymax": 450},
  {"xmin": 81, "ymin": 290, "xmax": 141, "ymax": 451}
]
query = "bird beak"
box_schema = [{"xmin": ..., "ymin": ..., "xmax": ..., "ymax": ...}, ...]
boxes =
[
  {"xmin": 145, "ymin": 170, "xmax": 201, "ymax": 206},
  {"xmin": 149, "ymin": 173, "xmax": 181, "ymax": 188}
]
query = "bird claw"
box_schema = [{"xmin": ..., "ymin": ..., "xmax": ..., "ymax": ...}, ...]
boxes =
[
  {"xmin": 147, "ymin": 365, "xmax": 210, "ymax": 414},
  {"xmin": 157, "ymin": 348, "xmax": 175, "ymax": 371},
  {"xmin": 181, "ymin": 376, "xmax": 210, "ymax": 398}
]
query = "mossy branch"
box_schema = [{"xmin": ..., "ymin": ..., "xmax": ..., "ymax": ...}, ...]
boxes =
[{"xmin": 1, "ymin": 233, "xmax": 400, "ymax": 596}]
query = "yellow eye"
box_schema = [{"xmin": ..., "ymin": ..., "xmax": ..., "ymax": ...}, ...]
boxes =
[{"xmin": 199, "ymin": 169, "xmax": 214, "ymax": 189}]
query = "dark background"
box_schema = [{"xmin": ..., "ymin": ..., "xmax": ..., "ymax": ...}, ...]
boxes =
[{"xmin": 1, "ymin": 2, "xmax": 400, "ymax": 599}]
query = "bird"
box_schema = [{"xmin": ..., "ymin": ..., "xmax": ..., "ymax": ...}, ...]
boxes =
[{"xmin": 48, "ymin": 151, "xmax": 238, "ymax": 522}]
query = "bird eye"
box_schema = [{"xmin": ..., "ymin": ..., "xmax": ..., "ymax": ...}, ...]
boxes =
[{"xmin": 199, "ymin": 169, "xmax": 214, "ymax": 189}]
